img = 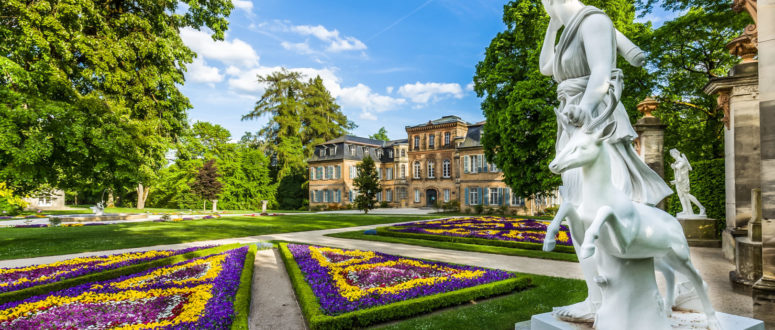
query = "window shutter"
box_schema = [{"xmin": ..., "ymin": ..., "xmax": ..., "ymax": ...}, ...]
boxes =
[
  {"xmin": 504, "ymin": 188, "xmax": 510, "ymax": 206},
  {"xmin": 477, "ymin": 187, "xmax": 483, "ymax": 205},
  {"xmin": 336, "ymin": 166, "xmax": 341, "ymax": 179},
  {"xmin": 464, "ymin": 188, "xmax": 469, "ymax": 205},
  {"xmin": 498, "ymin": 188, "xmax": 504, "ymax": 205},
  {"xmin": 483, "ymin": 188, "xmax": 489, "ymax": 205}
]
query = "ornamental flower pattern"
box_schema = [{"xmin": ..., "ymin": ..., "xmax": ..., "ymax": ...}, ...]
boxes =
[
  {"xmin": 388, "ymin": 216, "xmax": 573, "ymax": 246},
  {"xmin": 0, "ymin": 246, "xmax": 247, "ymax": 329},
  {"xmin": 0, "ymin": 246, "xmax": 211, "ymax": 294},
  {"xmin": 288, "ymin": 244, "xmax": 514, "ymax": 315}
]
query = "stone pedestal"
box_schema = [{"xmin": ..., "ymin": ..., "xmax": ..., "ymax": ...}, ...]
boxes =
[
  {"xmin": 677, "ymin": 216, "xmax": 720, "ymax": 247},
  {"xmin": 731, "ymin": 236, "xmax": 763, "ymax": 293},
  {"xmin": 526, "ymin": 311, "xmax": 765, "ymax": 330},
  {"xmin": 634, "ymin": 97, "xmax": 667, "ymax": 209},
  {"xmin": 704, "ymin": 62, "xmax": 760, "ymax": 257}
]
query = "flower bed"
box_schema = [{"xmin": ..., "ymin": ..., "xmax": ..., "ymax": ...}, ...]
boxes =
[
  {"xmin": 281, "ymin": 243, "xmax": 528, "ymax": 329},
  {"xmin": 388, "ymin": 216, "xmax": 572, "ymax": 245},
  {"xmin": 0, "ymin": 246, "xmax": 252, "ymax": 329},
  {"xmin": 0, "ymin": 246, "xmax": 210, "ymax": 294}
]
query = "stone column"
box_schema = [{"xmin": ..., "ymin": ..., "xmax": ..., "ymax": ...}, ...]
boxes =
[
  {"xmin": 753, "ymin": 0, "xmax": 775, "ymax": 324},
  {"xmin": 634, "ymin": 97, "xmax": 666, "ymax": 179}
]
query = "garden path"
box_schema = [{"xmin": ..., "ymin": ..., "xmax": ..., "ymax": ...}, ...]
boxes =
[{"xmin": 0, "ymin": 222, "xmax": 751, "ymax": 321}]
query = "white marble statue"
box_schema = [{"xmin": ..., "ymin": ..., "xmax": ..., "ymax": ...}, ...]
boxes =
[
  {"xmin": 90, "ymin": 202, "xmax": 105, "ymax": 216},
  {"xmin": 536, "ymin": 0, "xmax": 719, "ymax": 329},
  {"xmin": 670, "ymin": 148, "xmax": 707, "ymax": 218}
]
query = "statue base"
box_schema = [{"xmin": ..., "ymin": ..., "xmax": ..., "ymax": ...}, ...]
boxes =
[
  {"xmin": 730, "ymin": 236, "xmax": 763, "ymax": 294},
  {"xmin": 523, "ymin": 311, "xmax": 764, "ymax": 330},
  {"xmin": 676, "ymin": 217, "xmax": 720, "ymax": 247}
]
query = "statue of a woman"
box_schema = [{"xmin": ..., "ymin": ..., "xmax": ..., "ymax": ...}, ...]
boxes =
[
  {"xmin": 538, "ymin": 0, "xmax": 673, "ymax": 322},
  {"xmin": 670, "ymin": 148, "xmax": 706, "ymax": 217}
]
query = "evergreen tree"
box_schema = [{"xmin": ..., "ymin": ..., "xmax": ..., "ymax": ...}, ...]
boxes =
[
  {"xmin": 353, "ymin": 156, "xmax": 380, "ymax": 214},
  {"xmin": 302, "ymin": 76, "xmax": 356, "ymax": 158},
  {"xmin": 190, "ymin": 159, "xmax": 222, "ymax": 210},
  {"xmin": 369, "ymin": 127, "xmax": 390, "ymax": 141}
]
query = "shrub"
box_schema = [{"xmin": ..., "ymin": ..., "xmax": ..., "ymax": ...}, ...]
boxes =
[
  {"xmin": 665, "ymin": 158, "xmax": 725, "ymax": 235},
  {"xmin": 443, "ymin": 200, "xmax": 460, "ymax": 212},
  {"xmin": 380, "ymin": 201, "xmax": 389, "ymax": 208},
  {"xmin": 0, "ymin": 182, "xmax": 27, "ymax": 215},
  {"xmin": 49, "ymin": 218, "xmax": 62, "ymax": 226},
  {"xmin": 498, "ymin": 204, "xmax": 509, "ymax": 215},
  {"xmin": 542, "ymin": 206, "xmax": 559, "ymax": 217},
  {"xmin": 474, "ymin": 204, "xmax": 484, "ymax": 214}
]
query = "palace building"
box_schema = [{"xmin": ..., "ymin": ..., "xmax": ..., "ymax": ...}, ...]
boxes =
[{"xmin": 307, "ymin": 115, "xmax": 559, "ymax": 213}]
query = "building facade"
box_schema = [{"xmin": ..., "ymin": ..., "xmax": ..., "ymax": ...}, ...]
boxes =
[{"xmin": 308, "ymin": 116, "xmax": 560, "ymax": 214}]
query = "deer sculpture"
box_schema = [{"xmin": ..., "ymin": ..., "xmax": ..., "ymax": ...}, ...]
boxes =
[{"xmin": 542, "ymin": 121, "xmax": 721, "ymax": 330}]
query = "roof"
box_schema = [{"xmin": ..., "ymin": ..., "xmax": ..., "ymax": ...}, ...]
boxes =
[
  {"xmin": 458, "ymin": 122, "xmax": 485, "ymax": 148},
  {"xmin": 405, "ymin": 115, "xmax": 468, "ymax": 129},
  {"xmin": 320, "ymin": 135, "xmax": 386, "ymax": 147}
]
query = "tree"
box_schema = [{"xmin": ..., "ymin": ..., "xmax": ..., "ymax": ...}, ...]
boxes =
[
  {"xmin": 0, "ymin": 0, "xmax": 232, "ymax": 195},
  {"xmin": 190, "ymin": 160, "xmax": 223, "ymax": 211},
  {"xmin": 353, "ymin": 156, "xmax": 380, "ymax": 214},
  {"xmin": 369, "ymin": 127, "xmax": 390, "ymax": 141},
  {"xmin": 473, "ymin": 0, "xmax": 651, "ymax": 199},
  {"xmin": 301, "ymin": 76, "xmax": 356, "ymax": 158}
]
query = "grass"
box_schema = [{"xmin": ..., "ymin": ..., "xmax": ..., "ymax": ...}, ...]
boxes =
[
  {"xmin": 372, "ymin": 274, "xmax": 586, "ymax": 329},
  {"xmin": 16, "ymin": 206, "xmax": 310, "ymax": 216},
  {"xmin": 326, "ymin": 230, "xmax": 578, "ymax": 262},
  {"xmin": 0, "ymin": 214, "xmax": 436, "ymax": 260}
]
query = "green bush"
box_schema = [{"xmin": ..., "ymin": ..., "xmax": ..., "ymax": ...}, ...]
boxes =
[
  {"xmin": 277, "ymin": 243, "xmax": 530, "ymax": 330},
  {"xmin": 0, "ymin": 182, "xmax": 27, "ymax": 215},
  {"xmin": 474, "ymin": 204, "xmax": 484, "ymax": 214},
  {"xmin": 380, "ymin": 201, "xmax": 389, "ymax": 208},
  {"xmin": 231, "ymin": 244, "xmax": 257, "ymax": 330},
  {"xmin": 443, "ymin": 200, "xmax": 460, "ymax": 212},
  {"xmin": 378, "ymin": 227, "xmax": 576, "ymax": 254},
  {"xmin": 665, "ymin": 158, "xmax": 725, "ymax": 234}
]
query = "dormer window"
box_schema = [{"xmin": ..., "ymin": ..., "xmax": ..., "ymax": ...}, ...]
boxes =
[
  {"xmin": 349, "ymin": 145, "xmax": 356, "ymax": 156},
  {"xmin": 321, "ymin": 148, "xmax": 326, "ymax": 157},
  {"xmin": 388, "ymin": 150, "xmax": 393, "ymax": 158}
]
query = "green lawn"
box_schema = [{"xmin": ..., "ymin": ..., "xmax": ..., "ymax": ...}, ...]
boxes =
[
  {"xmin": 0, "ymin": 214, "xmax": 435, "ymax": 260},
  {"xmin": 17, "ymin": 206, "xmax": 311, "ymax": 216},
  {"xmin": 326, "ymin": 230, "xmax": 578, "ymax": 262},
  {"xmin": 373, "ymin": 274, "xmax": 586, "ymax": 329}
]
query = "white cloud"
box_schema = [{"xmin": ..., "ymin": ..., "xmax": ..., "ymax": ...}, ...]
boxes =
[
  {"xmin": 281, "ymin": 41, "xmax": 315, "ymax": 55},
  {"xmin": 337, "ymin": 84, "xmax": 406, "ymax": 114},
  {"xmin": 186, "ymin": 57, "xmax": 224, "ymax": 83},
  {"xmin": 232, "ymin": 0, "xmax": 253, "ymax": 11},
  {"xmin": 290, "ymin": 24, "xmax": 367, "ymax": 53},
  {"xmin": 386, "ymin": 86, "xmax": 394, "ymax": 94},
  {"xmin": 465, "ymin": 82, "xmax": 475, "ymax": 92},
  {"xmin": 398, "ymin": 82, "xmax": 464, "ymax": 104},
  {"xmin": 180, "ymin": 27, "xmax": 260, "ymax": 67}
]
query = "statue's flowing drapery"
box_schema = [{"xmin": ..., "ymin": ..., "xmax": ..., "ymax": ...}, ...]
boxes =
[{"xmin": 552, "ymin": 6, "xmax": 672, "ymax": 206}]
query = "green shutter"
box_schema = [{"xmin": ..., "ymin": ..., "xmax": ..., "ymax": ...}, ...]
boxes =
[{"xmin": 464, "ymin": 188, "xmax": 469, "ymax": 205}]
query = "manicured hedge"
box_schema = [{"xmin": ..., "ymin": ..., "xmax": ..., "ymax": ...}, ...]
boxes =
[
  {"xmin": 377, "ymin": 227, "xmax": 576, "ymax": 254},
  {"xmin": 231, "ymin": 244, "xmax": 258, "ymax": 330},
  {"xmin": 665, "ymin": 158, "xmax": 725, "ymax": 235},
  {"xmin": 0, "ymin": 243, "xmax": 244, "ymax": 305},
  {"xmin": 278, "ymin": 242, "xmax": 531, "ymax": 330}
]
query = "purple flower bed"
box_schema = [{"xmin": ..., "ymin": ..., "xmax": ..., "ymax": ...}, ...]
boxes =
[
  {"xmin": 12, "ymin": 224, "xmax": 47, "ymax": 228},
  {"xmin": 388, "ymin": 216, "xmax": 573, "ymax": 246},
  {"xmin": 0, "ymin": 246, "xmax": 212, "ymax": 293},
  {"xmin": 287, "ymin": 243, "xmax": 514, "ymax": 315},
  {"xmin": 0, "ymin": 247, "xmax": 248, "ymax": 329}
]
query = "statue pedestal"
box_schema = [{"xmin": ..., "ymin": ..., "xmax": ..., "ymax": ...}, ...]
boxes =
[
  {"xmin": 677, "ymin": 216, "xmax": 720, "ymax": 247},
  {"xmin": 525, "ymin": 311, "xmax": 764, "ymax": 330},
  {"xmin": 730, "ymin": 236, "xmax": 763, "ymax": 294}
]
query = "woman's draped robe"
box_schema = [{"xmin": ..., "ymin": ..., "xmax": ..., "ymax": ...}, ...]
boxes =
[{"xmin": 552, "ymin": 6, "xmax": 672, "ymax": 206}]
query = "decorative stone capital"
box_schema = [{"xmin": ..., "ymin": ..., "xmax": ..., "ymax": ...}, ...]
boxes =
[{"xmin": 728, "ymin": 0, "xmax": 758, "ymax": 62}]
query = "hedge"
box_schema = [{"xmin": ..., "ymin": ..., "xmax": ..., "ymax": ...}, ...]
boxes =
[
  {"xmin": 278, "ymin": 242, "xmax": 531, "ymax": 330},
  {"xmin": 231, "ymin": 243, "xmax": 258, "ymax": 330},
  {"xmin": 0, "ymin": 243, "xmax": 245, "ymax": 305},
  {"xmin": 377, "ymin": 226, "xmax": 576, "ymax": 254},
  {"xmin": 665, "ymin": 158, "xmax": 725, "ymax": 235}
]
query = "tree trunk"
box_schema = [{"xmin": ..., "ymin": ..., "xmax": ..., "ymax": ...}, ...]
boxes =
[
  {"xmin": 136, "ymin": 183, "xmax": 151, "ymax": 210},
  {"xmin": 212, "ymin": 199, "xmax": 218, "ymax": 212},
  {"xmin": 107, "ymin": 189, "xmax": 115, "ymax": 208}
]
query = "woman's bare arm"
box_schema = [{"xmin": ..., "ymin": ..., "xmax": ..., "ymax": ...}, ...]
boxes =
[
  {"xmin": 539, "ymin": 18, "xmax": 562, "ymax": 76},
  {"xmin": 577, "ymin": 15, "xmax": 615, "ymax": 116}
]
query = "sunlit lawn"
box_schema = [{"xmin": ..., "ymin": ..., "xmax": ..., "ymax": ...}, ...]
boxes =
[{"xmin": 0, "ymin": 214, "xmax": 435, "ymax": 260}]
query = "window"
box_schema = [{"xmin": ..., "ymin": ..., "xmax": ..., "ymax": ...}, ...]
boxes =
[
  {"xmin": 321, "ymin": 148, "xmax": 326, "ymax": 157},
  {"xmin": 386, "ymin": 189, "xmax": 393, "ymax": 202},
  {"xmin": 350, "ymin": 165, "xmax": 357, "ymax": 179},
  {"xmin": 470, "ymin": 188, "xmax": 479, "ymax": 205},
  {"xmin": 326, "ymin": 166, "xmax": 334, "ymax": 179},
  {"xmin": 377, "ymin": 168, "xmax": 382, "ymax": 180},
  {"xmin": 386, "ymin": 167, "xmax": 393, "ymax": 180},
  {"xmin": 349, "ymin": 190, "xmax": 354, "ymax": 202},
  {"xmin": 414, "ymin": 136, "xmax": 420, "ymax": 150},
  {"xmin": 377, "ymin": 149, "xmax": 383, "ymax": 158},
  {"xmin": 413, "ymin": 161, "xmax": 421, "ymax": 179},
  {"xmin": 444, "ymin": 132, "xmax": 450, "ymax": 146},
  {"xmin": 490, "ymin": 162, "xmax": 499, "ymax": 172},
  {"xmin": 324, "ymin": 190, "xmax": 330, "ymax": 203},
  {"xmin": 363, "ymin": 146, "xmax": 369, "ymax": 154},
  {"xmin": 317, "ymin": 167, "xmax": 323, "ymax": 179},
  {"xmin": 429, "ymin": 134, "xmax": 435, "ymax": 149},
  {"xmin": 310, "ymin": 168, "xmax": 315, "ymax": 180},
  {"xmin": 377, "ymin": 191, "xmax": 382, "ymax": 202},
  {"xmin": 511, "ymin": 191, "xmax": 523, "ymax": 206},
  {"xmin": 401, "ymin": 149, "xmax": 406, "ymax": 157},
  {"xmin": 389, "ymin": 150, "xmax": 393, "ymax": 158},
  {"xmin": 414, "ymin": 189, "xmax": 421, "ymax": 203},
  {"xmin": 349, "ymin": 145, "xmax": 356, "ymax": 156},
  {"xmin": 399, "ymin": 188, "xmax": 407, "ymax": 199},
  {"xmin": 427, "ymin": 161, "xmax": 435, "ymax": 178},
  {"xmin": 38, "ymin": 197, "xmax": 52, "ymax": 207},
  {"xmin": 335, "ymin": 190, "xmax": 341, "ymax": 203},
  {"xmin": 443, "ymin": 160, "xmax": 450, "ymax": 178},
  {"xmin": 464, "ymin": 156, "xmax": 470, "ymax": 173},
  {"xmin": 490, "ymin": 188, "xmax": 500, "ymax": 205},
  {"xmin": 316, "ymin": 190, "xmax": 323, "ymax": 203},
  {"xmin": 444, "ymin": 189, "xmax": 450, "ymax": 202},
  {"xmin": 400, "ymin": 164, "xmax": 406, "ymax": 178}
]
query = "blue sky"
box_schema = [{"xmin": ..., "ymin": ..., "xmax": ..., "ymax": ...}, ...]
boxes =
[{"xmin": 179, "ymin": 0, "xmax": 674, "ymax": 141}]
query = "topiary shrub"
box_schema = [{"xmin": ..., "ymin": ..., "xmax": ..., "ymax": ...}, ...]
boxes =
[
  {"xmin": 665, "ymin": 158, "xmax": 725, "ymax": 235},
  {"xmin": 0, "ymin": 182, "xmax": 27, "ymax": 215}
]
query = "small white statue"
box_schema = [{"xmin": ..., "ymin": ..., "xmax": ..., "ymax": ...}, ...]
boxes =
[
  {"xmin": 670, "ymin": 149, "xmax": 706, "ymax": 218},
  {"xmin": 90, "ymin": 202, "xmax": 105, "ymax": 216}
]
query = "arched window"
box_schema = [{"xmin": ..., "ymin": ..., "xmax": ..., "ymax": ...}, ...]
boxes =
[
  {"xmin": 443, "ymin": 159, "xmax": 450, "ymax": 178},
  {"xmin": 427, "ymin": 160, "xmax": 435, "ymax": 178},
  {"xmin": 413, "ymin": 161, "xmax": 421, "ymax": 179}
]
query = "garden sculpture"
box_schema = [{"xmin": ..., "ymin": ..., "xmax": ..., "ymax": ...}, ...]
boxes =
[
  {"xmin": 90, "ymin": 202, "xmax": 105, "ymax": 216},
  {"xmin": 536, "ymin": 0, "xmax": 718, "ymax": 329},
  {"xmin": 670, "ymin": 148, "xmax": 707, "ymax": 218}
]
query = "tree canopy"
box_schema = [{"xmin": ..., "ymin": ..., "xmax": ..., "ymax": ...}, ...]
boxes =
[
  {"xmin": 369, "ymin": 127, "xmax": 390, "ymax": 141},
  {"xmin": 0, "ymin": 0, "xmax": 233, "ymax": 194},
  {"xmin": 353, "ymin": 156, "xmax": 380, "ymax": 214}
]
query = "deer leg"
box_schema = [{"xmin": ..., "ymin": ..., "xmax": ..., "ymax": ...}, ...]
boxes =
[
  {"xmin": 655, "ymin": 258, "xmax": 675, "ymax": 317},
  {"xmin": 664, "ymin": 253, "xmax": 721, "ymax": 330},
  {"xmin": 543, "ymin": 201, "xmax": 575, "ymax": 252},
  {"xmin": 580, "ymin": 206, "xmax": 615, "ymax": 259}
]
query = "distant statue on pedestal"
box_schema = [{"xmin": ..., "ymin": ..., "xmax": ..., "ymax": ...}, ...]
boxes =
[
  {"xmin": 90, "ymin": 202, "xmax": 105, "ymax": 216},
  {"xmin": 669, "ymin": 149, "xmax": 706, "ymax": 218}
]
